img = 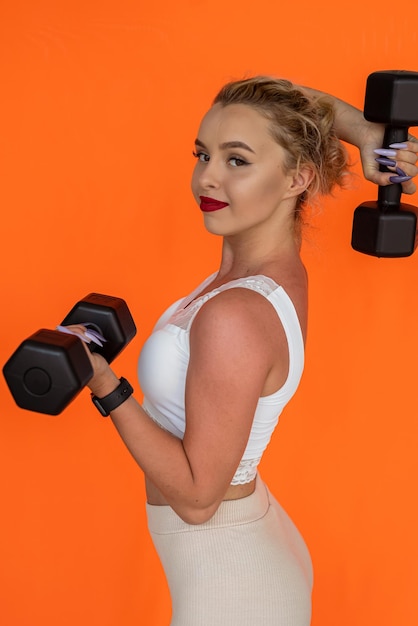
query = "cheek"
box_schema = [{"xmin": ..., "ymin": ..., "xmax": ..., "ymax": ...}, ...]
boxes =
[
  {"xmin": 255, "ymin": 171, "xmax": 287, "ymax": 200},
  {"xmin": 236, "ymin": 173, "xmax": 280, "ymax": 204}
]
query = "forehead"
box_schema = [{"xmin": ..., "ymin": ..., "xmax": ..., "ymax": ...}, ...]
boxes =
[{"xmin": 197, "ymin": 103, "xmax": 274, "ymax": 145}]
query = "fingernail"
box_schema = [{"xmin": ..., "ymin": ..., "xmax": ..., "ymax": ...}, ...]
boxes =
[
  {"xmin": 56, "ymin": 325, "xmax": 73, "ymax": 335},
  {"xmin": 79, "ymin": 323, "xmax": 107, "ymax": 343},
  {"xmin": 84, "ymin": 331, "xmax": 104, "ymax": 347},
  {"xmin": 389, "ymin": 175, "xmax": 412, "ymax": 183},
  {"xmin": 375, "ymin": 157, "xmax": 396, "ymax": 167},
  {"xmin": 56, "ymin": 325, "xmax": 91, "ymax": 343},
  {"xmin": 396, "ymin": 167, "xmax": 407, "ymax": 177},
  {"xmin": 389, "ymin": 142, "xmax": 408, "ymax": 150},
  {"xmin": 374, "ymin": 148, "xmax": 397, "ymax": 157},
  {"xmin": 84, "ymin": 329, "xmax": 107, "ymax": 343}
]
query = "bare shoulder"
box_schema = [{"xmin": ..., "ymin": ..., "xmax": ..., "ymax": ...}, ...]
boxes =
[
  {"xmin": 191, "ymin": 286, "xmax": 281, "ymax": 345},
  {"xmin": 189, "ymin": 286, "xmax": 289, "ymax": 383}
]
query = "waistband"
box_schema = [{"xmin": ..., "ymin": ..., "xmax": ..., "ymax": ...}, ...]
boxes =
[{"xmin": 146, "ymin": 474, "xmax": 270, "ymax": 534}]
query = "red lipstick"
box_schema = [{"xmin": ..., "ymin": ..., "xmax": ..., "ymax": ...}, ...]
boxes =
[{"xmin": 200, "ymin": 196, "xmax": 229, "ymax": 212}]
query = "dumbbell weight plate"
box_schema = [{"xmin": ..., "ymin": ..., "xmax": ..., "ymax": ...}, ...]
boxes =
[
  {"xmin": 60, "ymin": 293, "xmax": 137, "ymax": 363},
  {"xmin": 364, "ymin": 70, "xmax": 418, "ymax": 126},
  {"xmin": 3, "ymin": 329, "xmax": 94, "ymax": 415}
]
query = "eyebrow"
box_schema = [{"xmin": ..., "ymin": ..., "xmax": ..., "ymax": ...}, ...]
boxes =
[{"xmin": 195, "ymin": 138, "xmax": 255, "ymax": 154}]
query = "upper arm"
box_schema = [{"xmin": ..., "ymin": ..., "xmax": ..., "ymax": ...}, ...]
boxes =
[{"xmin": 182, "ymin": 288, "xmax": 287, "ymax": 511}]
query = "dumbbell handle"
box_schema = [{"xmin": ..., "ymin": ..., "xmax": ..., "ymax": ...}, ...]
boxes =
[{"xmin": 377, "ymin": 125, "xmax": 408, "ymax": 210}]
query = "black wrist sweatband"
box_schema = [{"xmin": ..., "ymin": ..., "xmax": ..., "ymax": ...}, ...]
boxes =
[{"xmin": 91, "ymin": 377, "xmax": 133, "ymax": 417}]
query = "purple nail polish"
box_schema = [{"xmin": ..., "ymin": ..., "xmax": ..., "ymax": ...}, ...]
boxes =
[
  {"xmin": 56, "ymin": 325, "xmax": 91, "ymax": 343},
  {"xmin": 374, "ymin": 148, "xmax": 397, "ymax": 157},
  {"xmin": 85, "ymin": 329, "xmax": 107, "ymax": 343},
  {"xmin": 56, "ymin": 325, "xmax": 73, "ymax": 335},
  {"xmin": 389, "ymin": 142, "xmax": 408, "ymax": 150},
  {"xmin": 79, "ymin": 323, "xmax": 107, "ymax": 342},
  {"xmin": 395, "ymin": 167, "xmax": 407, "ymax": 177},
  {"xmin": 389, "ymin": 175, "xmax": 412, "ymax": 183},
  {"xmin": 84, "ymin": 331, "xmax": 104, "ymax": 347},
  {"xmin": 375, "ymin": 157, "xmax": 396, "ymax": 167}
]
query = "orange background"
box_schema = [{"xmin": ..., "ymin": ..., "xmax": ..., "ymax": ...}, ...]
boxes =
[{"xmin": 1, "ymin": 1, "xmax": 418, "ymax": 625}]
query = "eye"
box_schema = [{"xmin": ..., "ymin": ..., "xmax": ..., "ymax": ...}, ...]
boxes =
[
  {"xmin": 193, "ymin": 151, "xmax": 210, "ymax": 163},
  {"xmin": 229, "ymin": 156, "xmax": 248, "ymax": 167}
]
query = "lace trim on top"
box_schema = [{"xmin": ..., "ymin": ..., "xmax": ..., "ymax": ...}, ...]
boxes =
[
  {"xmin": 230, "ymin": 458, "xmax": 261, "ymax": 485},
  {"xmin": 170, "ymin": 275, "xmax": 279, "ymax": 332}
]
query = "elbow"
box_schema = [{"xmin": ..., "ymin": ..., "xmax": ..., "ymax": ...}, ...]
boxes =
[{"xmin": 174, "ymin": 501, "xmax": 220, "ymax": 526}]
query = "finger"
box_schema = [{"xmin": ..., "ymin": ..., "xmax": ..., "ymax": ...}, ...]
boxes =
[
  {"xmin": 82, "ymin": 327, "xmax": 107, "ymax": 344},
  {"xmin": 395, "ymin": 155, "xmax": 418, "ymax": 170},
  {"xmin": 375, "ymin": 149, "xmax": 418, "ymax": 167},
  {"xmin": 56, "ymin": 325, "xmax": 89, "ymax": 342},
  {"xmin": 84, "ymin": 331, "xmax": 104, "ymax": 347},
  {"xmin": 393, "ymin": 138, "xmax": 418, "ymax": 153},
  {"xmin": 374, "ymin": 172, "xmax": 417, "ymax": 195},
  {"xmin": 56, "ymin": 325, "xmax": 104, "ymax": 346},
  {"xmin": 372, "ymin": 149, "xmax": 418, "ymax": 195},
  {"xmin": 392, "ymin": 161, "xmax": 418, "ymax": 186},
  {"xmin": 388, "ymin": 142, "xmax": 418, "ymax": 163},
  {"xmin": 362, "ymin": 142, "xmax": 418, "ymax": 193},
  {"xmin": 375, "ymin": 157, "xmax": 396, "ymax": 168},
  {"xmin": 401, "ymin": 178, "xmax": 417, "ymax": 194}
]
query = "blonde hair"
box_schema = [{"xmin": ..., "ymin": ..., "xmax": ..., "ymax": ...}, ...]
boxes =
[{"xmin": 213, "ymin": 76, "xmax": 349, "ymax": 221}]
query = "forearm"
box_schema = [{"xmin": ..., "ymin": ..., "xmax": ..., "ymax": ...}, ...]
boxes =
[
  {"xmin": 300, "ymin": 84, "xmax": 418, "ymax": 192},
  {"xmin": 88, "ymin": 370, "xmax": 211, "ymax": 521},
  {"xmin": 302, "ymin": 85, "xmax": 380, "ymax": 147}
]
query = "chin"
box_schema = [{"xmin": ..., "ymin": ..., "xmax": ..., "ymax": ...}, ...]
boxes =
[{"xmin": 202, "ymin": 224, "xmax": 225, "ymax": 237}]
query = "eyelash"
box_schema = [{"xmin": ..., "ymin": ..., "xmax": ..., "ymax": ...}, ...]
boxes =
[
  {"xmin": 192, "ymin": 151, "xmax": 248, "ymax": 167},
  {"xmin": 192, "ymin": 151, "xmax": 209, "ymax": 163},
  {"xmin": 229, "ymin": 156, "xmax": 248, "ymax": 167}
]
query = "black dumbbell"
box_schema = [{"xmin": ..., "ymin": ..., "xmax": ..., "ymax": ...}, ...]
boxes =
[
  {"xmin": 3, "ymin": 293, "xmax": 136, "ymax": 415},
  {"xmin": 351, "ymin": 70, "xmax": 418, "ymax": 258}
]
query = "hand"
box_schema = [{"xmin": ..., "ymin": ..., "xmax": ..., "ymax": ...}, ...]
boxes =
[
  {"xmin": 56, "ymin": 324, "xmax": 118, "ymax": 395},
  {"xmin": 358, "ymin": 124, "xmax": 418, "ymax": 195},
  {"xmin": 312, "ymin": 89, "xmax": 418, "ymax": 195}
]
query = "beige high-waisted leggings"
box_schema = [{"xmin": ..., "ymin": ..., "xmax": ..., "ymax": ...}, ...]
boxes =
[{"xmin": 146, "ymin": 476, "xmax": 313, "ymax": 625}]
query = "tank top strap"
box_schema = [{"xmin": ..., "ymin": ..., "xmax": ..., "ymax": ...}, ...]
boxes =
[{"xmin": 166, "ymin": 275, "xmax": 302, "ymax": 341}]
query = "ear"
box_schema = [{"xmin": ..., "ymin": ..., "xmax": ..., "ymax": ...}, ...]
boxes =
[{"xmin": 287, "ymin": 164, "xmax": 315, "ymax": 198}]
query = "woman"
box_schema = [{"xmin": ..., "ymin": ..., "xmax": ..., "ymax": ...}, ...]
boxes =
[{"xmin": 63, "ymin": 77, "xmax": 418, "ymax": 625}]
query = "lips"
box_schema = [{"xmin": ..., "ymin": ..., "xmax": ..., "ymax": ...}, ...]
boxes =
[{"xmin": 199, "ymin": 196, "xmax": 229, "ymax": 212}]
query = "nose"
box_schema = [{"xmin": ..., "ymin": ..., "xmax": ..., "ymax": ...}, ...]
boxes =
[{"xmin": 195, "ymin": 158, "xmax": 221, "ymax": 190}]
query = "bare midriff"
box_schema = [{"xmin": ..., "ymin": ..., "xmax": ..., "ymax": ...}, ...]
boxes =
[{"xmin": 145, "ymin": 476, "xmax": 256, "ymax": 506}]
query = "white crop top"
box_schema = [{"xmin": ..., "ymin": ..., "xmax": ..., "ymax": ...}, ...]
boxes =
[{"xmin": 137, "ymin": 274, "xmax": 305, "ymax": 485}]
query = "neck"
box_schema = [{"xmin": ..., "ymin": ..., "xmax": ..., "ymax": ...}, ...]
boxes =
[{"xmin": 217, "ymin": 227, "xmax": 301, "ymax": 280}]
